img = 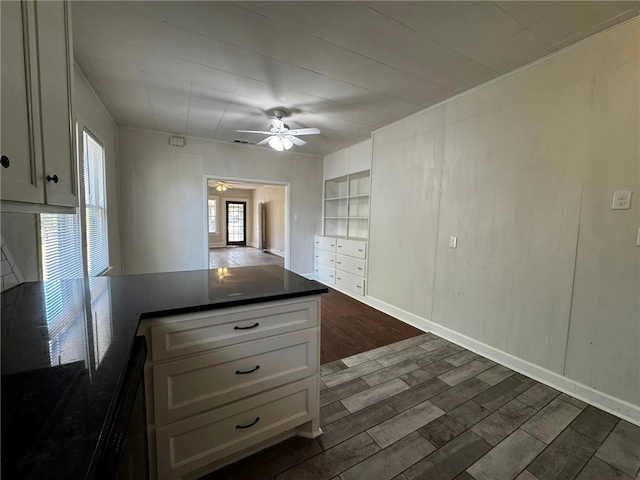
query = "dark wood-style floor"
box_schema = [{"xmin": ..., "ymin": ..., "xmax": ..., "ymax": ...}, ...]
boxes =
[
  {"xmin": 320, "ymin": 288, "xmax": 422, "ymax": 364},
  {"xmin": 200, "ymin": 289, "xmax": 640, "ymax": 480}
]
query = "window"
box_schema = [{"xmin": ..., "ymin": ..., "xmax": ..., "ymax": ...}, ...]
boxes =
[
  {"xmin": 40, "ymin": 213, "xmax": 84, "ymax": 281},
  {"xmin": 83, "ymin": 130, "xmax": 109, "ymax": 276},
  {"xmin": 208, "ymin": 198, "xmax": 218, "ymax": 233}
]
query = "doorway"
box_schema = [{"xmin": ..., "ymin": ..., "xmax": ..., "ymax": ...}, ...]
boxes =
[{"xmin": 226, "ymin": 201, "xmax": 247, "ymax": 246}]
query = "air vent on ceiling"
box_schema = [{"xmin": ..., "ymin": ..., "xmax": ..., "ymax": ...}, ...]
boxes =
[
  {"xmin": 234, "ymin": 139, "xmax": 254, "ymax": 145},
  {"xmin": 169, "ymin": 136, "xmax": 185, "ymax": 147}
]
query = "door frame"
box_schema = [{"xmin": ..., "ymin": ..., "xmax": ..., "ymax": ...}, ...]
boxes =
[
  {"xmin": 225, "ymin": 200, "xmax": 247, "ymax": 246},
  {"xmin": 203, "ymin": 176, "xmax": 292, "ymax": 270}
]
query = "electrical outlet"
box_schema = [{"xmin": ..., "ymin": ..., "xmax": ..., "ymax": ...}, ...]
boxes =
[
  {"xmin": 449, "ymin": 236, "xmax": 457, "ymax": 249},
  {"xmin": 612, "ymin": 190, "xmax": 632, "ymax": 210}
]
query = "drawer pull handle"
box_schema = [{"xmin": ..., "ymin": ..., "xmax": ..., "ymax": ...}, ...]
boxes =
[
  {"xmin": 357, "ymin": 285, "xmax": 362, "ymax": 288},
  {"xmin": 337, "ymin": 262, "xmax": 342, "ymax": 264},
  {"xmin": 234, "ymin": 322, "xmax": 259, "ymax": 330},
  {"xmin": 337, "ymin": 245, "xmax": 342, "ymax": 248},
  {"xmin": 357, "ymin": 267, "xmax": 363, "ymax": 270},
  {"xmin": 358, "ymin": 249, "xmax": 363, "ymax": 252},
  {"xmin": 236, "ymin": 365, "xmax": 260, "ymax": 375},
  {"xmin": 329, "ymin": 275, "xmax": 334, "ymax": 278},
  {"xmin": 236, "ymin": 417, "xmax": 260, "ymax": 429},
  {"xmin": 331, "ymin": 244, "xmax": 335, "ymax": 247},
  {"xmin": 337, "ymin": 277, "xmax": 341, "ymax": 280}
]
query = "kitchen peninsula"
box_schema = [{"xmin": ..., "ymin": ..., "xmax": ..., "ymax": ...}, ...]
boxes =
[{"xmin": 1, "ymin": 265, "xmax": 327, "ymax": 480}]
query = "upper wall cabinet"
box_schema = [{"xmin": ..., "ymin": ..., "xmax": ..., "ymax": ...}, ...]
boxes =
[
  {"xmin": 1, "ymin": 1, "xmax": 77, "ymax": 209},
  {"xmin": 323, "ymin": 139, "xmax": 372, "ymax": 180}
]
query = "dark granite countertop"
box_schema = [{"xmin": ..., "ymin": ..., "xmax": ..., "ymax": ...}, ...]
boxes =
[{"xmin": 1, "ymin": 265, "xmax": 327, "ymax": 480}]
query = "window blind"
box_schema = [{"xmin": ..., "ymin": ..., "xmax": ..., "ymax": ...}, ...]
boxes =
[
  {"xmin": 83, "ymin": 130, "xmax": 109, "ymax": 276},
  {"xmin": 40, "ymin": 213, "xmax": 85, "ymax": 364}
]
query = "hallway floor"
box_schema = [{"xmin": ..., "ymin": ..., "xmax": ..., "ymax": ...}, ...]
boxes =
[{"xmin": 209, "ymin": 247, "xmax": 284, "ymax": 269}]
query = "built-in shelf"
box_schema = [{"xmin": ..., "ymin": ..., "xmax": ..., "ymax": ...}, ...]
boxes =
[{"xmin": 323, "ymin": 169, "xmax": 371, "ymax": 240}]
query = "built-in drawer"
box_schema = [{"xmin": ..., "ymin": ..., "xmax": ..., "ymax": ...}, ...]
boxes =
[
  {"xmin": 152, "ymin": 330, "xmax": 318, "ymax": 426},
  {"xmin": 336, "ymin": 271, "xmax": 365, "ymax": 296},
  {"xmin": 155, "ymin": 378, "xmax": 316, "ymax": 480},
  {"xmin": 315, "ymin": 250, "xmax": 336, "ymax": 268},
  {"xmin": 314, "ymin": 235, "xmax": 337, "ymax": 252},
  {"xmin": 148, "ymin": 299, "xmax": 319, "ymax": 361},
  {"xmin": 336, "ymin": 254, "xmax": 366, "ymax": 278},
  {"xmin": 336, "ymin": 238, "xmax": 367, "ymax": 259},
  {"xmin": 315, "ymin": 263, "xmax": 335, "ymax": 285}
]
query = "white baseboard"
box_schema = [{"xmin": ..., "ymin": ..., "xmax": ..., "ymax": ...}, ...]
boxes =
[
  {"xmin": 314, "ymin": 273, "xmax": 640, "ymax": 426},
  {"xmin": 364, "ymin": 294, "xmax": 640, "ymax": 426},
  {"xmin": 302, "ymin": 273, "xmax": 316, "ymax": 280},
  {"xmin": 265, "ymin": 248, "xmax": 285, "ymax": 258}
]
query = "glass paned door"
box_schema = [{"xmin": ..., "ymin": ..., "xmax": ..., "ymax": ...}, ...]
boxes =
[{"xmin": 226, "ymin": 201, "xmax": 246, "ymax": 246}]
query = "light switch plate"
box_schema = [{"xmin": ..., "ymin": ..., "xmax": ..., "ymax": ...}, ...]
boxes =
[
  {"xmin": 449, "ymin": 236, "xmax": 457, "ymax": 248},
  {"xmin": 612, "ymin": 191, "xmax": 632, "ymax": 210}
]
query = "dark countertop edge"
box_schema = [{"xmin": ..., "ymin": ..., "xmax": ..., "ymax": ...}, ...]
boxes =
[
  {"xmin": 87, "ymin": 285, "xmax": 328, "ymax": 479},
  {"xmin": 138, "ymin": 287, "xmax": 328, "ymax": 320}
]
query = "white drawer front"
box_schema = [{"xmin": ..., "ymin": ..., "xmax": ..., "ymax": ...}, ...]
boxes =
[
  {"xmin": 316, "ymin": 263, "xmax": 335, "ymax": 285},
  {"xmin": 315, "ymin": 250, "xmax": 336, "ymax": 268},
  {"xmin": 336, "ymin": 238, "xmax": 367, "ymax": 259},
  {"xmin": 149, "ymin": 299, "xmax": 319, "ymax": 361},
  {"xmin": 314, "ymin": 235, "xmax": 337, "ymax": 252},
  {"xmin": 156, "ymin": 378, "xmax": 316, "ymax": 480},
  {"xmin": 153, "ymin": 330, "xmax": 318, "ymax": 426},
  {"xmin": 336, "ymin": 254, "xmax": 366, "ymax": 278},
  {"xmin": 336, "ymin": 271, "xmax": 366, "ymax": 296}
]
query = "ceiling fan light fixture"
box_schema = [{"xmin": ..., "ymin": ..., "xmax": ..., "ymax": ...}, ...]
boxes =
[
  {"xmin": 215, "ymin": 181, "xmax": 230, "ymax": 191},
  {"xmin": 269, "ymin": 136, "xmax": 284, "ymax": 151},
  {"xmin": 282, "ymin": 137, "xmax": 293, "ymax": 150}
]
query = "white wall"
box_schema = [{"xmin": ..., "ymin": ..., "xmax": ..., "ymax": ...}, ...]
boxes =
[
  {"xmin": 74, "ymin": 66, "xmax": 122, "ymax": 274},
  {"xmin": 118, "ymin": 128, "xmax": 322, "ymax": 275},
  {"xmin": 367, "ymin": 20, "xmax": 639, "ymax": 408},
  {"xmin": 207, "ymin": 187, "xmax": 253, "ymax": 248},
  {"xmin": 252, "ymin": 185, "xmax": 286, "ymax": 254}
]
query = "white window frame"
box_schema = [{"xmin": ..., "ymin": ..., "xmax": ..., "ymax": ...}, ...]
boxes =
[
  {"xmin": 208, "ymin": 197, "xmax": 218, "ymax": 234},
  {"xmin": 79, "ymin": 124, "xmax": 110, "ymax": 277}
]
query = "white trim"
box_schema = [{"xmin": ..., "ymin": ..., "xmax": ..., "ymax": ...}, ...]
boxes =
[
  {"xmin": 366, "ymin": 294, "xmax": 640, "ymax": 426},
  {"xmin": 314, "ymin": 276, "xmax": 640, "ymax": 426},
  {"xmin": 301, "ymin": 273, "xmax": 315, "ymax": 280},
  {"xmin": 265, "ymin": 248, "xmax": 285, "ymax": 258}
]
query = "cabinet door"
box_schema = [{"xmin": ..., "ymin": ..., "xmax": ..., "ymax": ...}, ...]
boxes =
[
  {"xmin": 349, "ymin": 139, "xmax": 372, "ymax": 174},
  {"xmin": 38, "ymin": 1, "xmax": 77, "ymax": 207},
  {"xmin": 0, "ymin": 1, "xmax": 44, "ymax": 204}
]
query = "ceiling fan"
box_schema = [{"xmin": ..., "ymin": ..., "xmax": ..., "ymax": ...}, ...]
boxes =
[{"xmin": 236, "ymin": 110, "xmax": 321, "ymax": 151}]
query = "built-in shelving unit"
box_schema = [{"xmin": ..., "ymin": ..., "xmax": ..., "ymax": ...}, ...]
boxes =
[{"xmin": 323, "ymin": 170, "xmax": 370, "ymax": 240}]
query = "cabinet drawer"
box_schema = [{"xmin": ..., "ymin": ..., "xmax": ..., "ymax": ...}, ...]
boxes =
[
  {"xmin": 315, "ymin": 250, "xmax": 336, "ymax": 268},
  {"xmin": 336, "ymin": 271, "xmax": 366, "ymax": 296},
  {"xmin": 314, "ymin": 235, "xmax": 337, "ymax": 252},
  {"xmin": 149, "ymin": 299, "xmax": 319, "ymax": 361},
  {"xmin": 315, "ymin": 263, "xmax": 335, "ymax": 285},
  {"xmin": 153, "ymin": 330, "xmax": 318, "ymax": 426},
  {"xmin": 156, "ymin": 378, "xmax": 316, "ymax": 480},
  {"xmin": 336, "ymin": 254, "xmax": 366, "ymax": 278},
  {"xmin": 336, "ymin": 238, "xmax": 367, "ymax": 259}
]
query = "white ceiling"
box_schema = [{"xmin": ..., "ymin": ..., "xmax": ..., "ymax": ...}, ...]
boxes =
[{"xmin": 72, "ymin": 1, "xmax": 639, "ymax": 156}]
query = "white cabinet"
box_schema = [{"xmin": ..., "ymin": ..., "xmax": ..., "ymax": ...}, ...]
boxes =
[
  {"xmin": 348, "ymin": 139, "xmax": 372, "ymax": 174},
  {"xmin": 138, "ymin": 297, "xmax": 322, "ymax": 480},
  {"xmin": 336, "ymin": 238, "xmax": 367, "ymax": 260},
  {"xmin": 1, "ymin": 0, "xmax": 77, "ymax": 209},
  {"xmin": 315, "ymin": 235, "xmax": 367, "ymax": 296}
]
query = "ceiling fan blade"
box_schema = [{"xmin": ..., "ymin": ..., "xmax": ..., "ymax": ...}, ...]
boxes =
[
  {"xmin": 287, "ymin": 128, "xmax": 321, "ymax": 136},
  {"xmin": 287, "ymin": 135, "xmax": 306, "ymax": 146},
  {"xmin": 271, "ymin": 118, "xmax": 284, "ymax": 129},
  {"xmin": 256, "ymin": 136, "xmax": 273, "ymax": 146},
  {"xmin": 236, "ymin": 130, "xmax": 272, "ymax": 135}
]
